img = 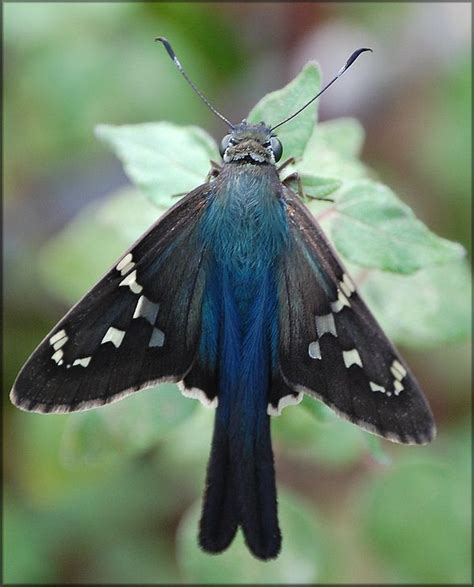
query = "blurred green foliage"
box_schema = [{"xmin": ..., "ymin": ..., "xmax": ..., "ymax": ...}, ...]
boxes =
[
  {"xmin": 3, "ymin": 3, "xmax": 244, "ymax": 200},
  {"xmin": 177, "ymin": 491, "xmax": 330, "ymax": 583},
  {"xmin": 4, "ymin": 3, "xmax": 471, "ymax": 585}
]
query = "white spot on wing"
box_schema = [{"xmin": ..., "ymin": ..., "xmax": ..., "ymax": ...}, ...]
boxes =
[
  {"xmin": 51, "ymin": 349, "xmax": 64, "ymax": 364},
  {"xmin": 73, "ymin": 357, "xmax": 92, "ymax": 368},
  {"xmin": 370, "ymin": 381, "xmax": 386, "ymax": 393},
  {"xmin": 101, "ymin": 327, "xmax": 125, "ymax": 348},
  {"xmin": 343, "ymin": 273, "xmax": 355, "ymax": 292},
  {"xmin": 133, "ymin": 296, "xmax": 159, "ymax": 325},
  {"xmin": 393, "ymin": 359, "xmax": 406, "ymax": 375},
  {"xmin": 340, "ymin": 281, "xmax": 352, "ymax": 298},
  {"xmin": 149, "ymin": 327, "xmax": 165, "ymax": 348},
  {"xmin": 119, "ymin": 270, "xmax": 143, "ymax": 294},
  {"xmin": 343, "ymin": 349, "xmax": 363, "ymax": 369},
  {"xmin": 116, "ymin": 253, "xmax": 135, "ymax": 275},
  {"xmin": 267, "ymin": 392, "xmax": 304, "ymax": 416},
  {"xmin": 391, "ymin": 360, "xmax": 407, "ymax": 380},
  {"xmin": 315, "ymin": 313, "xmax": 337, "ymax": 338},
  {"xmin": 339, "ymin": 275, "xmax": 355, "ymax": 299},
  {"xmin": 50, "ymin": 329, "xmax": 67, "ymax": 345},
  {"xmin": 331, "ymin": 290, "xmax": 351, "ymax": 313},
  {"xmin": 308, "ymin": 341, "xmax": 321, "ymax": 359},
  {"xmin": 52, "ymin": 334, "xmax": 68, "ymax": 350},
  {"xmin": 370, "ymin": 364, "xmax": 406, "ymax": 397},
  {"xmin": 394, "ymin": 380, "xmax": 404, "ymax": 395}
]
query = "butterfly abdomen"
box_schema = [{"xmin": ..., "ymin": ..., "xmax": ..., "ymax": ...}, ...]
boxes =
[{"xmin": 199, "ymin": 263, "xmax": 281, "ymax": 559}]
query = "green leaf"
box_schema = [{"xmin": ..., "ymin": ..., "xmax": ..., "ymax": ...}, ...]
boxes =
[
  {"xmin": 273, "ymin": 402, "xmax": 366, "ymax": 467},
  {"xmin": 415, "ymin": 56, "xmax": 471, "ymax": 204},
  {"xmin": 13, "ymin": 411, "xmax": 101, "ymax": 502},
  {"xmin": 96, "ymin": 122, "xmax": 218, "ymax": 207},
  {"xmin": 277, "ymin": 397, "xmax": 390, "ymax": 467},
  {"xmin": 315, "ymin": 118, "xmax": 365, "ymax": 158},
  {"xmin": 360, "ymin": 259, "xmax": 472, "ymax": 348},
  {"xmin": 88, "ymin": 535, "xmax": 179, "ymax": 584},
  {"xmin": 359, "ymin": 453, "xmax": 471, "ymax": 583},
  {"xmin": 299, "ymin": 121, "xmax": 369, "ymax": 182},
  {"xmin": 177, "ymin": 490, "xmax": 329, "ymax": 583},
  {"xmin": 330, "ymin": 181, "xmax": 465, "ymax": 273},
  {"xmin": 61, "ymin": 410, "xmax": 122, "ymax": 467},
  {"xmin": 62, "ymin": 385, "xmax": 197, "ymax": 465},
  {"xmin": 3, "ymin": 495, "xmax": 57, "ymax": 583},
  {"xmin": 364, "ymin": 435, "xmax": 392, "ymax": 466},
  {"xmin": 300, "ymin": 394, "xmax": 336, "ymax": 422},
  {"xmin": 248, "ymin": 62, "xmax": 320, "ymax": 159},
  {"xmin": 298, "ymin": 417, "xmax": 367, "ymax": 466},
  {"xmin": 300, "ymin": 174, "xmax": 342, "ymax": 199}
]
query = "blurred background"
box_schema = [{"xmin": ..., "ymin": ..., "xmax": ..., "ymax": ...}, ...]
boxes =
[{"xmin": 3, "ymin": 2, "xmax": 471, "ymax": 584}]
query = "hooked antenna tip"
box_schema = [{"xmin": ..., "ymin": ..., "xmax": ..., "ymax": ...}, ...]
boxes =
[
  {"xmin": 154, "ymin": 35, "xmax": 234, "ymax": 129},
  {"xmin": 155, "ymin": 37, "xmax": 176, "ymax": 61},
  {"xmin": 271, "ymin": 46, "xmax": 373, "ymax": 132},
  {"xmin": 346, "ymin": 47, "xmax": 373, "ymax": 68}
]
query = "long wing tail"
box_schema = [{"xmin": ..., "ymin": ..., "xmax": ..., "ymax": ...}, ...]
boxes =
[
  {"xmin": 197, "ymin": 266, "xmax": 281, "ymax": 560},
  {"xmin": 199, "ymin": 395, "xmax": 280, "ymax": 560}
]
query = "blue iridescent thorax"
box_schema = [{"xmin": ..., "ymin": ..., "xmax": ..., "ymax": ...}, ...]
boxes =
[
  {"xmin": 202, "ymin": 120, "xmax": 288, "ymax": 280},
  {"xmin": 203, "ymin": 164, "xmax": 288, "ymax": 271}
]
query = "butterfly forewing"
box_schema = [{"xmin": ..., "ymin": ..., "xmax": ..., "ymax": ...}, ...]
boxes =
[
  {"xmin": 278, "ymin": 189, "xmax": 436, "ymax": 445},
  {"xmin": 10, "ymin": 185, "xmax": 210, "ymax": 413}
]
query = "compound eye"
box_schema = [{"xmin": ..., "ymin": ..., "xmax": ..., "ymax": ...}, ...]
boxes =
[
  {"xmin": 219, "ymin": 134, "xmax": 232, "ymax": 157},
  {"xmin": 270, "ymin": 136, "xmax": 283, "ymax": 162}
]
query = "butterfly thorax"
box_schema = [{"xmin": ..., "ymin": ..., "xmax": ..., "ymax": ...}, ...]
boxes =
[
  {"xmin": 200, "ymin": 159, "xmax": 288, "ymax": 334},
  {"xmin": 203, "ymin": 162, "xmax": 288, "ymax": 273}
]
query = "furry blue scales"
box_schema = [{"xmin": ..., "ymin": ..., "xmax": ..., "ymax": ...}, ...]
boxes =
[{"xmin": 197, "ymin": 165, "xmax": 288, "ymax": 560}]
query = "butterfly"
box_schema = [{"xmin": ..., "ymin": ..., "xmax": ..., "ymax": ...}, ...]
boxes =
[{"xmin": 10, "ymin": 39, "xmax": 436, "ymax": 561}]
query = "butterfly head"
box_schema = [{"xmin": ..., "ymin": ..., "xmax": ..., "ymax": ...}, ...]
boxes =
[
  {"xmin": 157, "ymin": 37, "xmax": 372, "ymax": 171},
  {"xmin": 219, "ymin": 120, "xmax": 283, "ymax": 165}
]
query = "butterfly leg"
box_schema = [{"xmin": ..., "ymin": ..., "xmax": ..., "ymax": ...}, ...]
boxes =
[
  {"xmin": 283, "ymin": 172, "xmax": 335, "ymax": 203},
  {"xmin": 206, "ymin": 160, "xmax": 222, "ymax": 182},
  {"xmin": 282, "ymin": 172, "xmax": 305, "ymax": 200},
  {"xmin": 277, "ymin": 157, "xmax": 296, "ymax": 174}
]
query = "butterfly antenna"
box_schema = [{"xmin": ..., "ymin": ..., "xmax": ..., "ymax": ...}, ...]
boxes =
[
  {"xmin": 156, "ymin": 37, "xmax": 234, "ymax": 129},
  {"xmin": 271, "ymin": 47, "xmax": 372, "ymax": 132}
]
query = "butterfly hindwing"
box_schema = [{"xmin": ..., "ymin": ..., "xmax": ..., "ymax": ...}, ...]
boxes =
[
  {"xmin": 10, "ymin": 185, "xmax": 210, "ymax": 413},
  {"xmin": 277, "ymin": 190, "xmax": 436, "ymax": 444}
]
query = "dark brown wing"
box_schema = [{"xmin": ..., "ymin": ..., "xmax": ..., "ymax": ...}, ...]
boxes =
[
  {"xmin": 277, "ymin": 190, "xmax": 436, "ymax": 444},
  {"xmin": 11, "ymin": 185, "xmax": 210, "ymax": 413}
]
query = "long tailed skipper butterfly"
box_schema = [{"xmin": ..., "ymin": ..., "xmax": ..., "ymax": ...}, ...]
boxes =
[{"xmin": 10, "ymin": 38, "xmax": 435, "ymax": 560}]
